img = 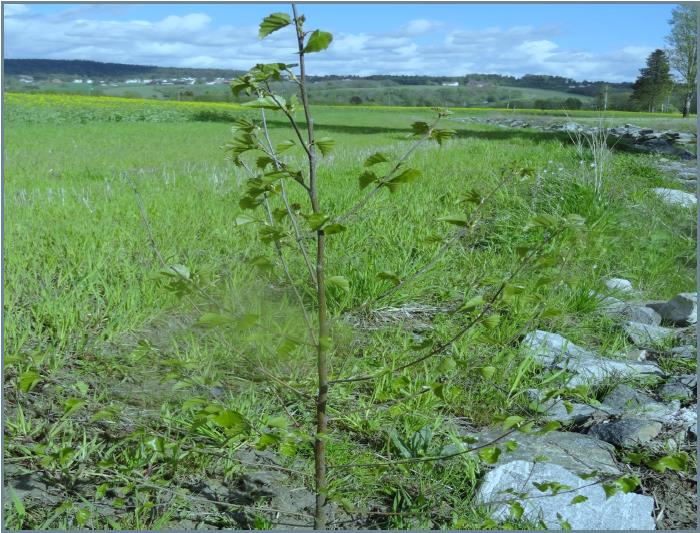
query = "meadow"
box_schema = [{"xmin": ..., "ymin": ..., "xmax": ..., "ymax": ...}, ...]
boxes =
[{"xmin": 3, "ymin": 92, "xmax": 697, "ymax": 529}]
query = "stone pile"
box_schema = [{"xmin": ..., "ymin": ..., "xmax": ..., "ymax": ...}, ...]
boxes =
[
  {"xmin": 469, "ymin": 279, "xmax": 697, "ymax": 529},
  {"xmin": 463, "ymin": 117, "xmax": 697, "ymax": 160}
]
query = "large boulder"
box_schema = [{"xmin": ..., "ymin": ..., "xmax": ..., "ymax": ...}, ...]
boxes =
[
  {"xmin": 462, "ymin": 428, "xmax": 621, "ymax": 476},
  {"xmin": 477, "ymin": 460, "xmax": 656, "ymax": 530},
  {"xmin": 522, "ymin": 330, "xmax": 665, "ymax": 386}
]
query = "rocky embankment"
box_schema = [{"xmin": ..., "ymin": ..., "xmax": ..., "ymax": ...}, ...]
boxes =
[
  {"xmin": 464, "ymin": 117, "xmax": 697, "ymax": 160},
  {"xmin": 468, "ymin": 282, "xmax": 697, "ymax": 530}
]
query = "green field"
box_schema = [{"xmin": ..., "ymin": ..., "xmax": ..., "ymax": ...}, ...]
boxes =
[{"xmin": 3, "ymin": 93, "xmax": 697, "ymax": 529}]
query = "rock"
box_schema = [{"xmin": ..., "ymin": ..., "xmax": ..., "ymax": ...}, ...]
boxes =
[
  {"xmin": 624, "ymin": 348, "xmax": 649, "ymax": 362},
  {"xmin": 602, "ymin": 301, "xmax": 662, "ymax": 326},
  {"xmin": 668, "ymin": 345, "xmax": 697, "ymax": 360},
  {"xmin": 477, "ymin": 460, "xmax": 656, "ymax": 530},
  {"xmin": 522, "ymin": 330, "xmax": 665, "ymax": 386},
  {"xmin": 588, "ymin": 418, "xmax": 663, "ymax": 448},
  {"xmin": 661, "ymin": 407, "xmax": 697, "ymax": 440},
  {"xmin": 527, "ymin": 389, "xmax": 597, "ymax": 425},
  {"xmin": 462, "ymin": 428, "xmax": 621, "ymax": 475},
  {"xmin": 604, "ymin": 278, "xmax": 634, "ymax": 294},
  {"xmin": 624, "ymin": 321, "xmax": 677, "ymax": 347},
  {"xmin": 659, "ymin": 375, "xmax": 697, "ymax": 401},
  {"xmin": 652, "ymin": 188, "xmax": 697, "ymax": 208},
  {"xmin": 601, "ymin": 384, "xmax": 676, "ymax": 419},
  {"xmin": 655, "ymin": 293, "xmax": 697, "ymax": 326}
]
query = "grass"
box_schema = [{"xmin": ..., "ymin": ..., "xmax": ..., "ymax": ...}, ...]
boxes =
[{"xmin": 3, "ymin": 93, "xmax": 696, "ymax": 529}]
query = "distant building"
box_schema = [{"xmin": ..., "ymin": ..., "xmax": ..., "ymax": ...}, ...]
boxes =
[
  {"xmin": 441, "ymin": 82, "xmax": 459, "ymax": 87},
  {"xmin": 19, "ymin": 75, "xmax": 34, "ymax": 83},
  {"xmin": 73, "ymin": 79, "xmax": 83, "ymax": 84},
  {"xmin": 86, "ymin": 79, "xmax": 93, "ymax": 84}
]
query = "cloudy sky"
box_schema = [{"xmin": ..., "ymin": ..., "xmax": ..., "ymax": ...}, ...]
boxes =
[{"xmin": 3, "ymin": 2, "xmax": 677, "ymax": 82}]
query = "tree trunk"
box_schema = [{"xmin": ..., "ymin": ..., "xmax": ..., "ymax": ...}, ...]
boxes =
[{"xmin": 683, "ymin": 90, "xmax": 692, "ymax": 117}]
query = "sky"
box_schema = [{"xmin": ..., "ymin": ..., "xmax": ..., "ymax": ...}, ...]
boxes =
[{"xmin": 2, "ymin": 2, "xmax": 679, "ymax": 82}]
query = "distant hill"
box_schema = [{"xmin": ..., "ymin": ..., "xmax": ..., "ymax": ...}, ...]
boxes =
[{"xmin": 4, "ymin": 59, "xmax": 241, "ymax": 80}]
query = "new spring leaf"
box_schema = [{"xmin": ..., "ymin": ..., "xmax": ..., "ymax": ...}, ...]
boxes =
[{"xmin": 259, "ymin": 13, "xmax": 291, "ymax": 39}]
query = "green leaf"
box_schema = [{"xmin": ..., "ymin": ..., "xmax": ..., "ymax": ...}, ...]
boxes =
[
  {"xmin": 616, "ymin": 475, "xmax": 640, "ymax": 493},
  {"xmin": 211, "ymin": 409, "xmax": 249, "ymax": 433},
  {"xmin": 509, "ymin": 501, "xmax": 524, "ymax": 519},
  {"xmin": 431, "ymin": 128, "xmax": 456, "ymax": 145},
  {"xmin": 437, "ymin": 214, "xmax": 469, "ymax": 227},
  {"xmin": 482, "ymin": 314, "xmax": 501, "ymax": 330},
  {"xmin": 411, "ymin": 121, "xmax": 431, "ymax": 136},
  {"xmin": 647, "ymin": 452, "xmax": 688, "ymax": 473},
  {"xmin": 359, "ymin": 170, "xmax": 377, "ymax": 189},
  {"xmin": 259, "ymin": 12, "xmax": 291, "ymax": 38},
  {"xmin": 266, "ymin": 416, "xmax": 289, "ymax": 429},
  {"xmin": 437, "ymin": 357, "xmax": 456, "ymax": 373},
  {"xmin": 505, "ymin": 440, "xmax": 518, "ymax": 452},
  {"xmin": 303, "ymin": 30, "xmax": 333, "ymax": 53},
  {"xmin": 235, "ymin": 214, "xmax": 260, "ymax": 227},
  {"xmin": 75, "ymin": 507, "xmax": 91, "ymax": 527},
  {"xmin": 480, "ymin": 366, "xmax": 496, "ymax": 379},
  {"xmin": 18, "ymin": 371, "xmax": 41, "ymax": 392},
  {"xmin": 460, "ymin": 295, "xmax": 485, "ymax": 312},
  {"xmin": 195, "ymin": 313, "xmax": 235, "ymax": 329},
  {"xmin": 503, "ymin": 415, "xmax": 524, "ymax": 430},
  {"xmin": 570, "ymin": 495, "xmax": 588, "ymax": 505},
  {"xmin": 377, "ymin": 271, "xmax": 400, "ymax": 285},
  {"xmin": 478, "ymin": 446, "xmax": 501, "ymax": 464},
  {"xmin": 385, "ymin": 167, "xmax": 421, "ymax": 193},
  {"xmin": 324, "ymin": 223, "xmax": 346, "ymax": 235},
  {"xmin": 327, "ymin": 275, "xmax": 350, "ymax": 293},
  {"xmin": 63, "ymin": 398, "xmax": 86, "ymax": 417},
  {"xmin": 160, "ymin": 264, "xmax": 190, "ymax": 280},
  {"xmin": 602, "ymin": 483, "xmax": 618, "ymax": 499},
  {"xmin": 536, "ymin": 421, "xmax": 561, "ymax": 434},
  {"xmin": 145, "ymin": 436, "xmax": 165, "ymax": 453},
  {"xmin": 276, "ymin": 140, "xmax": 296, "ymax": 153},
  {"xmin": 364, "ymin": 152, "xmax": 390, "ymax": 167},
  {"xmin": 307, "ymin": 213, "xmax": 330, "ymax": 231},
  {"xmin": 316, "ymin": 137, "xmax": 335, "ymax": 157},
  {"xmin": 242, "ymin": 95, "xmax": 285, "ymax": 110},
  {"xmin": 256, "ymin": 432, "xmax": 282, "ymax": 450}
]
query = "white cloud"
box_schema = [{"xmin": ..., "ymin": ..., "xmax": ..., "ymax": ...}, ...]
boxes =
[{"xmin": 3, "ymin": 5, "xmax": 656, "ymax": 81}]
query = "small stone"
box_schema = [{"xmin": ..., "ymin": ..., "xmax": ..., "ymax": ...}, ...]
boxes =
[
  {"xmin": 477, "ymin": 460, "xmax": 656, "ymax": 530},
  {"xmin": 603, "ymin": 302, "xmax": 662, "ymax": 326},
  {"xmin": 588, "ymin": 418, "xmax": 663, "ymax": 448},
  {"xmin": 604, "ymin": 278, "xmax": 634, "ymax": 294},
  {"xmin": 652, "ymin": 188, "xmax": 697, "ymax": 208},
  {"xmin": 656, "ymin": 292, "xmax": 697, "ymax": 326},
  {"xmin": 624, "ymin": 321, "xmax": 677, "ymax": 347}
]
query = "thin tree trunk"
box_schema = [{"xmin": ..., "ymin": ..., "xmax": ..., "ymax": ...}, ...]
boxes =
[{"xmin": 291, "ymin": 3, "xmax": 329, "ymax": 529}]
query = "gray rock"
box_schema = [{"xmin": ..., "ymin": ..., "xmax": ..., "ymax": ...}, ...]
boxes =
[
  {"xmin": 624, "ymin": 321, "xmax": 678, "ymax": 347},
  {"xmin": 522, "ymin": 330, "xmax": 665, "ymax": 387},
  {"xmin": 624, "ymin": 348, "xmax": 649, "ymax": 362},
  {"xmin": 477, "ymin": 460, "xmax": 656, "ymax": 530},
  {"xmin": 658, "ymin": 375, "xmax": 697, "ymax": 401},
  {"xmin": 652, "ymin": 188, "xmax": 697, "ymax": 208},
  {"xmin": 463, "ymin": 428, "xmax": 621, "ymax": 476},
  {"xmin": 656, "ymin": 292, "xmax": 697, "ymax": 326},
  {"xmin": 602, "ymin": 384, "xmax": 670, "ymax": 417},
  {"xmin": 527, "ymin": 389, "xmax": 597, "ymax": 425},
  {"xmin": 602, "ymin": 301, "xmax": 662, "ymax": 326},
  {"xmin": 668, "ymin": 345, "xmax": 697, "ymax": 360},
  {"xmin": 604, "ymin": 278, "xmax": 634, "ymax": 294},
  {"xmin": 588, "ymin": 418, "xmax": 663, "ymax": 448}
]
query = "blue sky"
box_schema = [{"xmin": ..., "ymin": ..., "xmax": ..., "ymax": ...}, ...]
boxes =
[{"xmin": 3, "ymin": 2, "xmax": 678, "ymax": 81}]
